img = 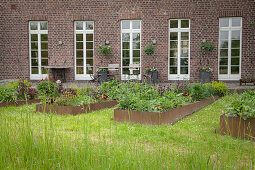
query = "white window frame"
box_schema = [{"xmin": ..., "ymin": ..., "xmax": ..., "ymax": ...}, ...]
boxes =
[
  {"xmin": 218, "ymin": 17, "xmax": 242, "ymax": 80},
  {"xmin": 121, "ymin": 20, "xmax": 142, "ymax": 80},
  {"xmin": 29, "ymin": 21, "xmax": 48, "ymax": 80},
  {"xmin": 168, "ymin": 19, "xmax": 190, "ymax": 80},
  {"xmin": 74, "ymin": 21, "xmax": 94, "ymax": 80}
]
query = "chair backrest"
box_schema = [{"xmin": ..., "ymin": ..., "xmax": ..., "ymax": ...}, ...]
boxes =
[
  {"xmin": 129, "ymin": 63, "xmax": 140, "ymax": 71},
  {"xmin": 108, "ymin": 64, "xmax": 119, "ymax": 71}
]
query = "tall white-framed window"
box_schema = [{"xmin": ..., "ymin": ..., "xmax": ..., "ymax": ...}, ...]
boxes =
[
  {"xmin": 168, "ymin": 19, "xmax": 190, "ymax": 80},
  {"xmin": 74, "ymin": 21, "xmax": 94, "ymax": 80},
  {"xmin": 218, "ymin": 17, "xmax": 242, "ymax": 80},
  {"xmin": 29, "ymin": 21, "xmax": 48, "ymax": 80},
  {"xmin": 121, "ymin": 20, "xmax": 141, "ymax": 80}
]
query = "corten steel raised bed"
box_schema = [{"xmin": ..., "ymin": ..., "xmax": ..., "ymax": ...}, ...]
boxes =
[
  {"xmin": 114, "ymin": 97, "xmax": 219, "ymax": 125},
  {"xmin": 0, "ymin": 99, "xmax": 41, "ymax": 108},
  {"xmin": 220, "ymin": 115, "xmax": 255, "ymax": 141},
  {"xmin": 36, "ymin": 100, "xmax": 118, "ymax": 115}
]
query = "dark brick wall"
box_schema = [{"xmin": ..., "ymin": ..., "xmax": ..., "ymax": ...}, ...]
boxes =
[{"xmin": 0, "ymin": 0, "xmax": 254, "ymax": 82}]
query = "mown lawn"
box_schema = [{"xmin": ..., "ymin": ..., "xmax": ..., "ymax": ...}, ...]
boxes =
[{"xmin": 0, "ymin": 95, "xmax": 254, "ymax": 169}]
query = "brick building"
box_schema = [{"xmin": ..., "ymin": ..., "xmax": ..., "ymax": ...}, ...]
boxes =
[{"xmin": 0, "ymin": 0, "xmax": 254, "ymax": 83}]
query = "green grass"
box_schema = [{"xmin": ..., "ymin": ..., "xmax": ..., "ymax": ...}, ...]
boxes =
[{"xmin": 0, "ymin": 95, "xmax": 254, "ymax": 169}]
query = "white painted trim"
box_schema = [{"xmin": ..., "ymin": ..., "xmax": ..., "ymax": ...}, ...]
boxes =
[
  {"xmin": 74, "ymin": 21, "xmax": 94, "ymax": 80},
  {"xmin": 168, "ymin": 19, "xmax": 190, "ymax": 80},
  {"xmin": 218, "ymin": 17, "xmax": 242, "ymax": 80}
]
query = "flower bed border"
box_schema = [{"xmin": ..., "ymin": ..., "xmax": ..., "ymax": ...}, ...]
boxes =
[
  {"xmin": 220, "ymin": 115, "xmax": 255, "ymax": 141},
  {"xmin": 114, "ymin": 97, "xmax": 219, "ymax": 125},
  {"xmin": 0, "ymin": 99, "xmax": 41, "ymax": 108},
  {"xmin": 36, "ymin": 100, "xmax": 118, "ymax": 115}
]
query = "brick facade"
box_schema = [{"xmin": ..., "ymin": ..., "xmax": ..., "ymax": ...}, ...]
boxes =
[{"xmin": 0, "ymin": 0, "xmax": 254, "ymax": 82}]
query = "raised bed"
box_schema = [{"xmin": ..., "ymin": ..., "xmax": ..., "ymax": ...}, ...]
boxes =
[
  {"xmin": 220, "ymin": 115, "xmax": 255, "ymax": 141},
  {"xmin": 36, "ymin": 100, "xmax": 118, "ymax": 115},
  {"xmin": 0, "ymin": 99, "xmax": 41, "ymax": 108},
  {"xmin": 114, "ymin": 97, "xmax": 219, "ymax": 125}
]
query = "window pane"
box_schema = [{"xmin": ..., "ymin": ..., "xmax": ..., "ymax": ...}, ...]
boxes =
[
  {"xmin": 123, "ymin": 50, "xmax": 130, "ymax": 58},
  {"xmin": 133, "ymin": 57, "xmax": 140, "ymax": 63},
  {"xmin": 180, "ymin": 67, "xmax": 188, "ymax": 74},
  {"xmin": 122, "ymin": 21, "xmax": 130, "ymax": 29},
  {"xmin": 30, "ymin": 22, "xmax": 38, "ymax": 30},
  {"xmin": 86, "ymin": 34, "xmax": 93, "ymax": 41},
  {"xmin": 31, "ymin": 34, "xmax": 38, "ymax": 41},
  {"xmin": 86, "ymin": 59, "xmax": 93, "ymax": 66},
  {"xmin": 76, "ymin": 34, "xmax": 83, "ymax": 41},
  {"xmin": 41, "ymin": 59, "xmax": 48, "ymax": 66},
  {"xmin": 181, "ymin": 58, "xmax": 188, "ymax": 66},
  {"xmin": 219, "ymin": 66, "xmax": 228, "ymax": 74},
  {"xmin": 122, "ymin": 68, "xmax": 129, "ymax": 74},
  {"xmin": 170, "ymin": 49, "xmax": 178, "ymax": 57},
  {"xmin": 170, "ymin": 58, "xmax": 177, "ymax": 66},
  {"xmin": 231, "ymin": 49, "xmax": 240, "ymax": 57},
  {"xmin": 220, "ymin": 49, "xmax": 228, "ymax": 57},
  {"xmin": 181, "ymin": 32, "xmax": 189, "ymax": 40},
  {"xmin": 86, "ymin": 22, "xmax": 93, "ymax": 30},
  {"xmin": 181, "ymin": 49, "xmax": 188, "ymax": 57},
  {"xmin": 220, "ymin": 31, "xmax": 228, "ymax": 40},
  {"xmin": 133, "ymin": 33, "xmax": 140, "ymax": 41},
  {"xmin": 32, "ymin": 67, "xmax": 38, "ymax": 74},
  {"xmin": 170, "ymin": 32, "xmax": 178, "ymax": 40},
  {"xmin": 41, "ymin": 51, "xmax": 48, "ymax": 58},
  {"xmin": 170, "ymin": 67, "xmax": 177, "ymax": 74},
  {"xmin": 170, "ymin": 41, "xmax": 178, "ymax": 48},
  {"xmin": 231, "ymin": 30, "xmax": 240, "ymax": 39},
  {"xmin": 220, "ymin": 18, "xmax": 229, "ymax": 27},
  {"xmin": 220, "ymin": 40, "xmax": 228, "ymax": 48},
  {"xmin": 170, "ymin": 20, "xmax": 178, "ymax": 28},
  {"xmin": 41, "ymin": 67, "xmax": 48, "ymax": 74},
  {"xmin": 86, "ymin": 67, "xmax": 93, "ymax": 74},
  {"xmin": 76, "ymin": 22, "xmax": 83, "ymax": 30},
  {"xmin": 181, "ymin": 20, "xmax": 189, "ymax": 28},
  {"xmin": 41, "ymin": 42, "xmax": 48, "ymax": 50},
  {"xmin": 181, "ymin": 41, "xmax": 188, "ymax": 48},
  {"xmin": 40, "ymin": 22, "xmax": 48, "ymax": 30},
  {"xmin": 31, "ymin": 42, "xmax": 38, "ymax": 50},
  {"xmin": 232, "ymin": 18, "xmax": 241, "ymax": 27},
  {"xmin": 76, "ymin": 59, "xmax": 83, "ymax": 66},
  {"xmin": 231, "ymin": 40, "xmax": 240, "ymax": 48},
  {"xmin": 31, "ymin": 59, "xmax": 38, "ymax": 66},
  {"xmin": 122, "ymin": 33, "xmax": 130, "ymax": 41},
  {"xmin": 231, "ymin": 66, "xmax": 239, "ymax": 74},
  {"xmin": 122, "ymin": 59, "xmax": 130, "ymax": 66},
  {"xmin": 76, "ymin": 50, "xmax": 83, "ymax": 58},
  {"xmin": 76, "ymin": 42, "xmax": 83, "ymax": 49},
  {"xmin": 133, "ymin": 50, "xmax": 140, "ymax": 58},
  {"xmin": 86, "ymin": 42, "xmax": 93, "ymax": 49},
  {"xmin": 123, "ymin": 42, "xmax": 130, "ymax": 49},
  {"xmin": 132, "ymin": 21, "xmax": 140, "ymax": 29},
  {"xmin": 231, "ymin": 58, "xmax": 239, "ymax": 65},
  {"xmin": 31, "ymin": 51, "xmax": 38, "ymax": 58},
  {"xmin": 220, "ymin": 58, "xmax": 228, "ymax": 65},
  {"xmin": 86, "ymin": 50, "xmax": 93, "ymax": 58},
  {"xmin": 41, "ymin": 34, "xmax": 48, "ymax": 41},
  {"xmin": 133, "ymin": 42, "xmax": 140, "ymax": 49},
  {"xmin": 76, "ymin": 67, "xmax": 84, "ymax": 74}
]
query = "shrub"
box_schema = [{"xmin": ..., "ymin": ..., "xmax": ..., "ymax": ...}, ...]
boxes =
[
  {"xmin": 0, "ymin": 86, "xmax": 17, "ymax": 102},
  {"xmin": 37, "ymin": 80, "xmax": 59, "ymax": 98},
  {"xmin": 205, "ymin": 81, "xmax": 229, "ymax": 96},
  {"xmin": 26, "ymin": 88, "xmax": 39, "ymax": 100},
  {"xmin": 7, "ymin": 79, "xmax": 32, "ymax": 100},
  {"xmin": 189, "ymin": 84, "xmax": 213, "ymax": 101}
]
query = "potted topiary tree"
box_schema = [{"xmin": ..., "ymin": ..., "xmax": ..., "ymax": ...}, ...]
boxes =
[
  {"xmin": 97, "ymin": 68, "xmax": 109, "ymax": 83},
  {"xmin": 145, "ymin": 66, "xmax": 158, "ymax": 84}
]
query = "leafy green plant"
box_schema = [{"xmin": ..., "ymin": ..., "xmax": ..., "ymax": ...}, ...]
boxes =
[
  {"xmin": 144, "ymin": 44, "xmax": 155, "ymax": 55},
  {"xmin": 200, "ymin": 41, "xmax": 214, "ymax": 52},
  {"xmin": 7, "ymin": 79, "xmax": 32, "ymax": 100},
  {"xmin": 0, "ymin": 86, "xmax": 17, "ymax": 102},
  {"xmin": 36, "ymin": 80, "xmax": 59, "ymax": 98},
  {"xmin": 97, "ymin": 45, "xmax": 111, "ymax": 55},
  {"xmin": 189, "ymin": 84, "xmax": 213, "ymax": 101},
  {"xmin": 204, "ymin": 81, "xmax": 229, "ymax": 96}
]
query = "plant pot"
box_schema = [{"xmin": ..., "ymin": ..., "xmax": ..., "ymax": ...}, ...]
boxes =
[
  {"xmin": 220, "ymin": 115, "xmax": 255, "ymax": 141},
  {"xmin": 199, "ymin": 71, "xmax": 211, "ymax": 84},
  {"xmin": 98, "ymin": 71, "xmax": 108, "ymax": 83},
  {"xmin": 148, "ymin": 71, "xmax": 158, "ymax": 84}
]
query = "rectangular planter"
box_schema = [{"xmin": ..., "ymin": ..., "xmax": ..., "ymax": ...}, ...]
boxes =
[
  {"xmin": 114, "ymin": 97, "xmax": 219, "ymax": 125},
  {"xmin": 220, "ymin": 115, "xmax": 255, "ymax": 141},
  {"xmin": 0, "ymin": 99, "xmax": 41, "ymax": 108},
  {"xmin": 36, "ymin": 100, "xmax": 118, "ymax": 115}
]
